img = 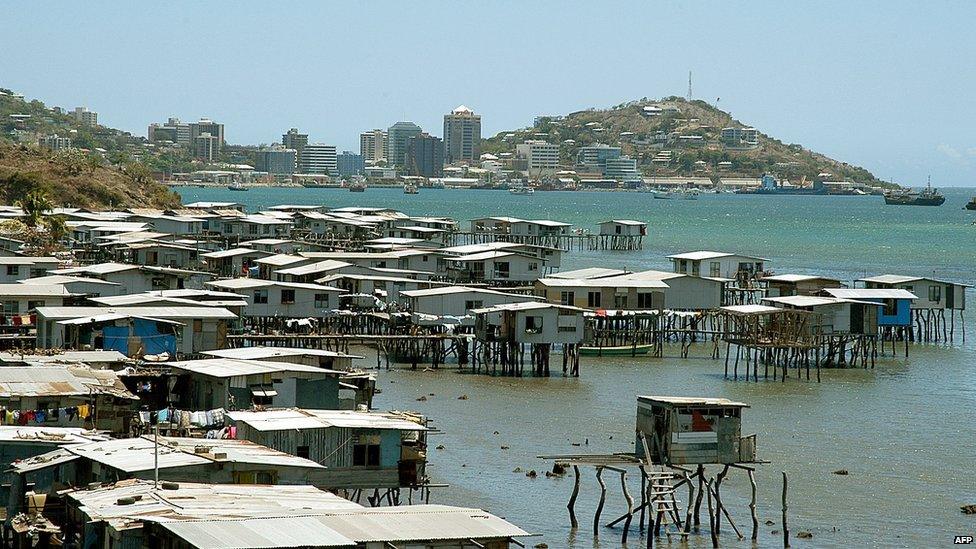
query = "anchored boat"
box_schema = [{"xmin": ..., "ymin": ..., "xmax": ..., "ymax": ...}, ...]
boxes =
[{"xmin": 884, "ymin": 177, "xmax": 944, "ymax": 206}]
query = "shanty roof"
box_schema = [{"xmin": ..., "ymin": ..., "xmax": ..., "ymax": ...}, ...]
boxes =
[
  {"xmin": 401, "ymin": 286, "xmax": 528, "ymax": 298},
  {"xmin": 762, "ymin": 296, "xmax": 872, "ymax": 308},
  {"xmin": 470, "ymin": 302, "xmax": 585, "ymax": 314},
  {"xmin": 447, "ymin": 250, "xmax": 520, "ymax": 262},
  {"xmin": 34, "ymin": 306, "xmax": 237, "ymax": 321},
  {"xmin": 275, "ymin": 260, "xmax": 353, "ymax": 277},
  {"xmin": 0, "ymin": 426, "xmax": 110, "ymax": 445},
  {"xmin": 0, "ymin": 256, "xmax": 60, "ymax": 265},
  {"xmin": 547, "ymin": 267, "xmax": 631, "ymax": 280},
  {"xmin": 0, "ymin": 350, "xmax": 129, "ymax": 365},
  {"xmin": 18, "ymin": 275, "xmax": 121, "ymax": 287},
  {"xmin": 0, "ymin": 284, "xmax": 79, "ymax": 297},
  {"xmin": 720, "ymin": 304, "xmax": 783, "ymax": 315},
  {"xmin": 824, "ymin": 288, "xmax": 918, "ymax": 300},
  {"xmin": 201, "ymin": 247, "xmax": 270, "ymax": 259},
  {"xmin": 168, "ymin": 358, "xmax": 340, "ymax": 378},
  {"xmin": 254, "ymin": 254, "xmax": 308, "ymax": 267},
  {"xmin": 226, "ymin": 409, "xmax": 427, "ymax": 432},
  {"xmin": 666, "ymin": 250, "xmax": 768, "ymax": 261},
  {"xmin": 66, "ymin": 480, "xmax": 361, "ymax": 530},
  {"xmin": 19, "ymin": 435, "xmax": 325, "ymax": 474},
  {"xmin": 207, "ymin": 278, "xmax": 344, "ymax": 292},
  {"xmin": 638, "ymin": 396, "xmax": 749, "ymax": 408},
  {"xmin": 537, "ymin": 276, "xmax": 669, "ymax": 289},
  {"xmin": 148, "ymin": 516, "xmax": 355, "ymax": 548},
  {"xmin": 147, "ymin": 505, "xmax": 529, "ymax": 546},
  {"xmin": 600, "ymin": 219, "xmax": 646, "ymax": 226},
  {"xmin": 762, "ymin": 274, "xmax": 842, "ymax": 284},
  {"xmin": 858, "ymin": 274, "xmax": 970, "ymax": 287},
  {"xmin": 0, "ymin": 366, "xmax": 135, "ymax": 399},
  {"xmin": 201, "ymin": 346, "xmax": 363, "ymax": 361}
]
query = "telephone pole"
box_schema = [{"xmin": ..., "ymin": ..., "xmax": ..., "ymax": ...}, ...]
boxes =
[{"xmin": 687, "ymin": 71, "xmax": 693, "ymax": 101}]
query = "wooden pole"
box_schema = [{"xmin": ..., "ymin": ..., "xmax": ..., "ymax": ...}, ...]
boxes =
[
  {"xmin": 594, "ymin": 466, "xmax": 607, "ymax": 534},
  {"xmin": 782, "ymin": 471, "xmax": 790, "ymax": 548},
  {"xmin": 748, "ymin": 469, "xmax": 759, "ymax": 541},
  {"xmin": 568, "ymin": 465, "xmax": 580, "ymax": 528},
  {"xmin": 706, "ymin": 477, "xmax": 718, "ymax": 548},
  {"xmin": 621, "ymin": 471, "xmax": 634, "ymax": 544}
]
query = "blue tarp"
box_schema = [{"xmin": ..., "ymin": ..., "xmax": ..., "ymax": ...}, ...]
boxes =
[
  {"xmin": 133, "ymin": 318, "xmax": 177, "ymax": 356},
  {"xmin": 102, "ymin": 326, "xmax": 129, "ymax": 354}
]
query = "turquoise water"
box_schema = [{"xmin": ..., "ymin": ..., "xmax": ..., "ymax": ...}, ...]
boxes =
[
  {"xmin": 177, "ymin": 186, "xmax": 976, "ymax": 284},
  {"xmin": 177, "ymin": 186, "xmax": 976, "ymax": 548}
]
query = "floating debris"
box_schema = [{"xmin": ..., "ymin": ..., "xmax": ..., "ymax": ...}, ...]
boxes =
[{"xmin": 832, "ymin": 469, "xmax": 849, "ymax": 475}]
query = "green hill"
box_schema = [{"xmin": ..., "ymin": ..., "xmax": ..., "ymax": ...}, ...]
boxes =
[
  {"xmin": 483, "ymin": 96, "xmax": 888, "ymax": 187},
  {"xmin": 0, "ymin": 89, "xmax": 180, "ymax": 208}
]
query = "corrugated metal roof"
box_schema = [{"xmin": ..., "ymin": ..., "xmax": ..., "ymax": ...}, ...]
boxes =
[
  {"xmin": 202, "ymin": 346, "xmax": 362, "ymax": 360},
  {"xmin": 720, "ymin": 304, "xmax": 783, "ymax": 315},
  {"xmin": 0, "ymin": 366, "xmax": 135, "ymax": 399},
  {"xmin": 226, "ymin": 409, "xmax": 427, "ymax": 432},
  {"xmin": 638, "ymin": 395, "xmax": 749, "ymax": 408},
  {"xmin": 825, "ymin": 288, "xmax": 918, "ymax": 300},
  {"xmin": 35, "ymin": 306, "xmax": 237, "ymax": 320},
  {"xmin": 169, "ymin": 358, "xmax": 341, "ymax": 378},
  {"xmin": 67, "ymin": 480, "xmax": 360, "ymax": 528},
  {"xmin": 148, "ymin": 505, "xmax": 528, "ymax": 546},
  {"xmin": 666, "ymin": 250, "xmax": 768, "ymax": 261},
  {"xmin": 62, "ymin": 435, "xmax": 326, "ymax": 473},
  {"xmin": 763, "ymin": 274, "xmax": 841, "ymax": 283}
]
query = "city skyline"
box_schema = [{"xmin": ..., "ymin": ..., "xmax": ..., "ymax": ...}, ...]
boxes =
[{"xmin": 2, "ymin": 1, "xmax": 975, "ymax": 184}]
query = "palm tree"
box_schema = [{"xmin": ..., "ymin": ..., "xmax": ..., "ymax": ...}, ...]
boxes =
[{"xmin": 15, "ymin": 189, "xmax": 52, "ymax": 228}]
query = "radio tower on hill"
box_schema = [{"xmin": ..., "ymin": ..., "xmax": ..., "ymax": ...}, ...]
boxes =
[{"xmin": 687, "ymin": 71, "xmax": 693, "ymax": 100}]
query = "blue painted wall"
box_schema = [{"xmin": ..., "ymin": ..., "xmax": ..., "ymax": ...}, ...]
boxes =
[{"xmin": 876, "ymin": 298, "xmax": 912, "ymax": 326}]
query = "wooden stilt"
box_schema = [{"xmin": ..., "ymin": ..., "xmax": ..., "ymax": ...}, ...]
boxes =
[
  {"xmin": 594, "ymin": 466, "xmax": 606, "ymax": 534},
  {"xmin": 568, "ymin": 465, "xmax": 580, "ymax": 528}
]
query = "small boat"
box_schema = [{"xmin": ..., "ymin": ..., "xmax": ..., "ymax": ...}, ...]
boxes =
[
  {"xmin": 580, "ymin": 344, "xmax": 653, "ymax": 357},
  {"xmin": 404, "ymin": 184, "xmax": 419, "ymax": 194},
  {"xmin": 965, "ymin": 197, "xmax": 976, "ymax": 211},
  {"xmin": 348, "ymin": 182, "xmax": 366, "ymax": 193},
  {"xmin": 509, "ymin": 186, "xmax": 535, "ymax": 195},
  {"xmin": 654, "ymin": 188, "xmax": 699, "ymax": 200},
  {"xmin": 227, "ymin": 181, "xmax": 247, "ymax": 191}
]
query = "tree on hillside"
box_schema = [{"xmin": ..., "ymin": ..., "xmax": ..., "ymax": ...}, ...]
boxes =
[{"xmin": 15, "ymin": 189, "xmax": 52, "ymax": 228}]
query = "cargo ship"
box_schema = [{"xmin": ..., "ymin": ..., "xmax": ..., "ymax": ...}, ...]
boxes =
[{"xmin": 884, "ymin": 177, "xmax": 944, "ymax": 206}]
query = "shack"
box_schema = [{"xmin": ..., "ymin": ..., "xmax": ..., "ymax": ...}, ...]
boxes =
[
  {"xmin": 227, "ymin": 408, "xmax": 428, "ymax": 489},
  {"xmin": 167, "ymin": 358, "xmax": 343, "ymax": 410},
  {"xmin": 763, "ymin": 274, "xmax": 845, "ymax": 297},
  {"xmin": 635, "ymin": 396, "xmax": 757, "ymax": 465},
  {"xmin": 0, "ymin": 365, "xmax": 136, "ymax": 431},
  {"xmin": 858, "ymin": 274, "xmax": 969, "ymax": 341},
  {"xmin": 34, "ymin": 306, "xmax": 237, "ymax": 356},
  {"xmin": 7, "ymin": 436, "xmax": 328, "ymax": 516},
  {"xmin": 200, "ymin": 247, "xmax": 271, "ymax": 276}
]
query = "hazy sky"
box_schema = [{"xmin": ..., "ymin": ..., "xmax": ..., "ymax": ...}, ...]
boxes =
[{"xmin": 3, "ymin": 1, "xmax": 975, "ymax": 185}]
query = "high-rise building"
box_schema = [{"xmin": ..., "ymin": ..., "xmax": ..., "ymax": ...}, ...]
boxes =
[
  {"xmin": 443, "ymin": 105, "xmax": 481, "ymax": 164},
  {"xmin": 39, "ymin": 134, "xmax": 72, "ymax": 151},
  {"xmin": 189, "ymin": 118, "xmax": 225, "ymax": 149},
  {"xmin": 298, "ymin": 143, "xmax": 338, "ymax": 174},
  {"xmin": 71, "ymin": 107, "xmax": 97, "ymax": 127},
  {"xmin": 254, "ymin": 146, "xmax": 297, "ymax": 175},
  {"xmin": 337, "ymin": 151, "xmax": 365, "ymax": 177},
  {"xmin": 576, "ymin": 144, "xmax": 622, "ymax": 172},
  {"xmin": 406, "ymin": 133, "xmax": 444, "ymax": 178},
  {"xmin": 359, "ymin": 129, "xmax": 387, "ymax": 164},
  {"xmin": 282, "ymin": 128, "xmax": 308, "ymax": 157},
  {"xmin": 515, "ymin": 140, "xmax": 560, "ymax": 173},
  {"xmin": 191, "ymin": 132, "xmax": 220, "ymax": 162},
  {"xmin": 603, "ymin": 156, "xmax": 642, "ymax": 181},
  {"xmin": 386, "ymin": 122, "xmax": 422, "ymax": 168},
  {"xmin": 149, "ymin": 117, "xmax": 191, "ymax": 145}
]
